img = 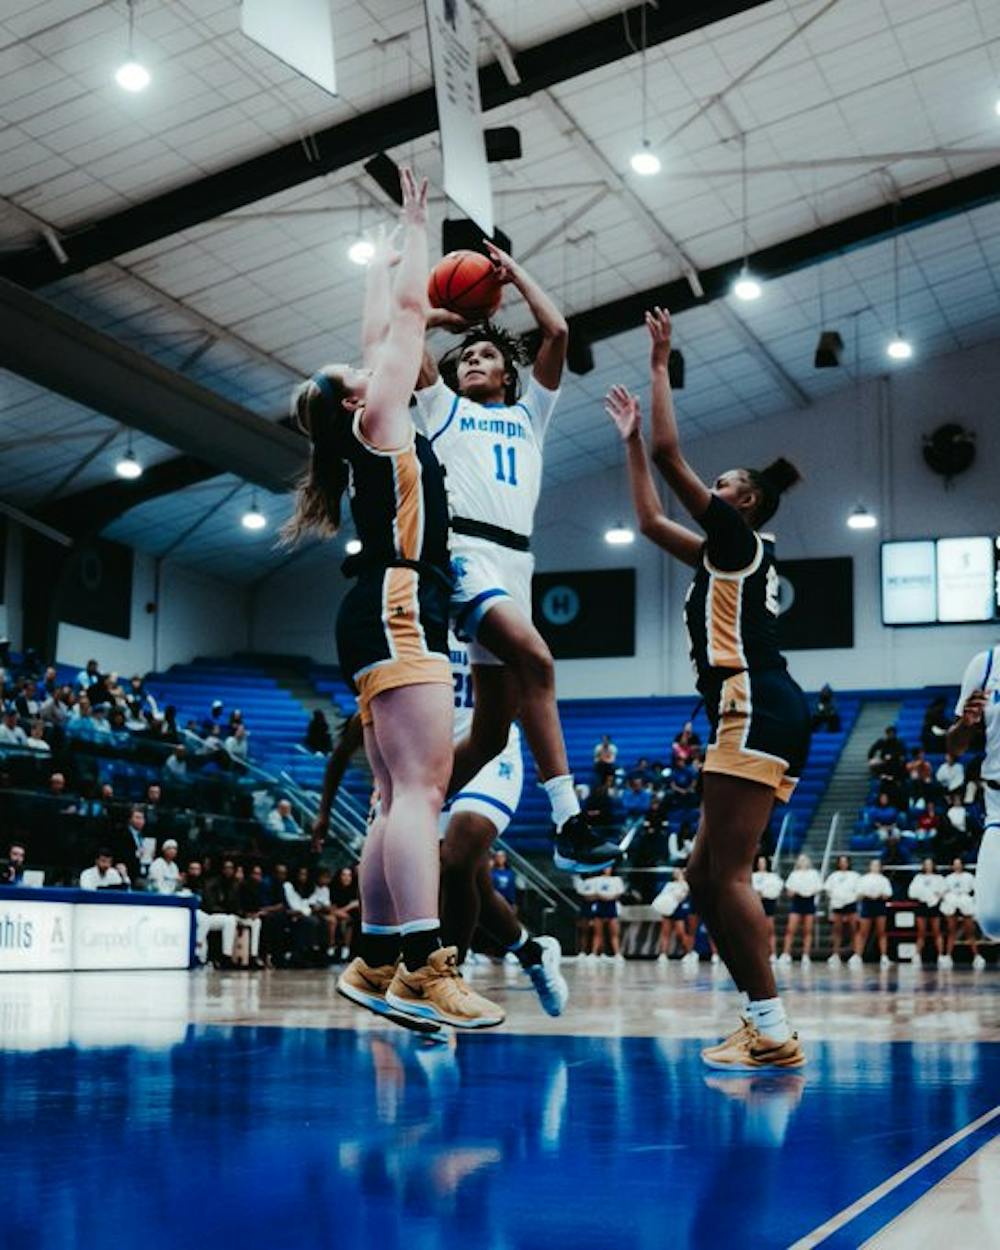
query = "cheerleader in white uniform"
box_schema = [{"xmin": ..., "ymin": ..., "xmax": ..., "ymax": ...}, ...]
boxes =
[
  {"xmin": 852, "ymin": 859, "xmax": 893, "ymax": 968},
  {"xmin": 780, "ymin": 854, "xmax": 822, "ymax": 964},
  {"xmin": 908, "ymin": 857, "xmax": 947, "ymax": 966},
  {"xmin": 751, "ymin": 854, "xmax": 782, "ymax": 960},
  {"xmin": 652, "ymin": 868, "xmax": 692, "ymax": 960},
  {"xmin": 588, "ymin": 867, "xmax": 626, "ymax": 960},
  {"xmin": 941, "ymin": 857, "xmax": 985, "ymax": 969},
  {"xmin": 824, "ymin": 854, "xmax": 860, "ymax": 965}
]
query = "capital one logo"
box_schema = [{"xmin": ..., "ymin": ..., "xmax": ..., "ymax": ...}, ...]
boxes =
[{"xmin": 542, "ymin": 586, "xmax": 580, "ymax": 627}]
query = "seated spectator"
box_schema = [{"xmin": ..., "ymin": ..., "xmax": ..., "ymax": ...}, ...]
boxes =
[
  {"xmin": 868, "ymin": 725, "xmax": 907, "ymax": 782},
  {"xmin": 584, "ymin": 779, "xmax": 616, "ymax": 827},
  {"xmin": 224, "ymin": 723, "xmax": 250, "ymax": 765},
  {"xmin": 921, "ymin": 696, "xmax": 951, "ymax": 753},
  {"xmin": 202, "ymin": 700, "xmax": 225, "ymax": 737},
  {"xmin": 40, "ymin": 686, "xmax": 74, "ymax": 736},
  {"xmin": 48, "ymin": 771, "xmax": 71, "ymax": 801},
  {"xmin": 810, "ymin": 684, "xmax": 841, "ymax": 733},
  {"xmin": 670, "ymin": 759, "xmax": 699, "ymax": 806},
  {"xmin": 906, "ymin": 747, "xmax": 933, "ymax": 801},
  {"xmin": 267, "ymin": 798, "xmax": 302, "ymax": 838},
  {"xmin": 147, "ymin": 839, "xmax": 181, "ymax": 894},
  {"xmin": 870, "ymin": 791, "xmax": 901, "ymax": 837},
  {"xmin": 75, "ymin": 658, "xmax": 100, "ymax": 694},
  {"xmin": 593, "ymin": 734, "xmax": 618, "ymax": 782},
  {"xmin": 89, "ymin": 704, "xmax": 112, "ymax": 737},
  {"xmin": 305, "ymin": 709, "xmax": 333, "ymax": 756},
  {"xmin": 123, "ymin": 699, "xmax": 149, "ymax": 732},
  {"xmin": 15, "ymin": 680, "xmax": 40, "ymax": 720},
  {"xmin": 628, "ymin": 756, "xmax": 656, "ymax": 784},
  {"xmin": 40, "ymin": 666, "xmax": 59, "ymax": 699},
  {"xmin": 2, "ymin": 842, "xmax": 26, "ymax": 885},
  {"xmin": 0, "ymin": 706, "xmax": 27, "ymax": 747},
  {"xmin": 79, "ymin": 847, "xmax": 129, "ymax": 891},
  {"xmin": 164, "ymin": 745, "xmax": 189, "ymax": 782},
  {"xmin": 936, "ymin": 752, "xmax": 965, "ymax": 797},
  {"xmin": 491, "ymin": 850, "xmax": 517, "ymax": 908},
  {"xmin": 916, "ymin": 799, "xmax": 944, "ymax": 839},
  {"xmin": 622, "ymin": 776, "xmax": 652, "ymax": 821},
  {"xmin": 23, "ymin": 719, "xmax": 50, "ymax": 754},
  {"xmin": 283, "ymin": 865, "xmax": 324, "ymax": 965},
  {"xmin": 128, "ymin": 675, "xmax": 158, "ymax": 718},
  {"xmin": 199, "ymin": 858, "xmax": 243, "ymax": 969},
  {"xmin": 672, "ymin": 722, "xmax": 701, "ymax": 768},
  {"xmin": 117, "ymin": 807, "xmax": 151, "ymax": 884},
  {"xmin": 257, "ymin": 862, "xmax": 292, "ymax": 966},
  {"xmin": 668, "ymin": 820, "xmax": 695, "ymax": 866},
  {"xmin": 329, "ymin": 866, "xmax": 360, "ymax": 960}
]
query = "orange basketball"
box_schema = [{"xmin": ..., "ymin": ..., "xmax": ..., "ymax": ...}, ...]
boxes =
[{"xmin": 428, "ymin": 250, "xmax": 504, "ymax": 319}]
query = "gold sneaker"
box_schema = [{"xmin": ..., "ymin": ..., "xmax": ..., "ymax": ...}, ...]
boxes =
[
  {"xmin": 702, "ymin": 1024, "xmax": 806, "ymax": 1072},
  {"xmin": 700, "ymin": 1017, "xmax": 752, "ymax": 1063},
  {"xmin": 386, "ymin": 946, "xmax": 505, "ymax": 1029},
  {"xmin": 336, "ymin": 957, "xmax": 396, "ymax": 1014}
]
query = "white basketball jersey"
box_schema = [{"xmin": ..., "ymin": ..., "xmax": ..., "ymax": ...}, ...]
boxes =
[
  {"xmin": 449, "ymin": 631, "xmax": 520, "ymax": 753},
  {"xmin": 955, "ymin": 645, "xmax": 1000, "ymax": 781},
  {"xmin": 414, "ymin": 374, "xmax": 559, "ymax": 539}
]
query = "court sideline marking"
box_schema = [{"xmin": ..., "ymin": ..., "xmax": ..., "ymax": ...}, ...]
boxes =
[{"xmin": 787, "ymin": 1103, "xmax": 1000, "ymax": 1249}]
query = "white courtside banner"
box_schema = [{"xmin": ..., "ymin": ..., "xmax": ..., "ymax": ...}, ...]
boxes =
[
  {"xmin": 0, "ymin": 900, "xmax": 74, "ymax": 972},
  {"xmin": 73, "ymin": 904, "xmax": 191, "ymax": 971},
  {"xmin": 425, "ymin": 0, "xmax": 494, "ymax": 235}
]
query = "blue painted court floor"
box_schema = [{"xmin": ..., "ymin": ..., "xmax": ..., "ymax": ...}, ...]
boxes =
[{"xmin": 1, "ymin": 1025, "xmax": 997, "ymax": 1250}]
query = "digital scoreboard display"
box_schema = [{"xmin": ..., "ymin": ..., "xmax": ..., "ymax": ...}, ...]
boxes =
[{"xmin": 882, "ymin": 537, "xmax": 999, "ymax": 625}]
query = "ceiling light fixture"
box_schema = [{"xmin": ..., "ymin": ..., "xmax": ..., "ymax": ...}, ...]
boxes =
[
  {"xmin": 114, "ymin": 1, "xmax": 151, "ymax": 92},
  {"xmin": 604, "ymin": 524, "xmax": 635, "ymax": 546},
  {"xmin": 731, "ymin": 132, "xmax": 762, "ymax": 302},
  {"xmin": 345, "ymin": 538, "xmax": 362, "ymax": 555},
  {"xmin": 241, "ymin": 491, "xmax": 267, "ymax": 531},
  {"xmin": 115, "ymin": 430, "xmax": 143, "ymax": 480},
  {"xmin": 628, "ymin": 6, "xmax": 661, "ymax": 176},
  {"xmin": 348, "ymin": 238, "xmax": 374, "ymax": 266},
  {"xmin": 846, "ymin": 503, "xmax": 877, "ymax": 531},
  {"xmin": 885, "ymin": 209, "xmax": 913, "ymax": 363}
]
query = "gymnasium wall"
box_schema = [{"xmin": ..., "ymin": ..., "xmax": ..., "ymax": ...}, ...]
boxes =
[
  {"xmin": 0, "ymin": 519, "xmax": 23, "ymax": 647},
  {"xmin": 535, "ymin": 336, "xmax": 999, "ymax": 698}
]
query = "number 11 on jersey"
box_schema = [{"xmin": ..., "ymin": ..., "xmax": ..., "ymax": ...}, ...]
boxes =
[{"xmin": 492, "ymin": 443, "xmax": 518, "ymax": 487}]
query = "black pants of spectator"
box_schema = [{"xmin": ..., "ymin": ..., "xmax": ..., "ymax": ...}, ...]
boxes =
[
  {"xmin": 261, "ymin": 913, "xmax": 293, "ymax": 965},
  {"xmin": 289, "ymin": 913, "xmax": 324, "ymax": 966}
]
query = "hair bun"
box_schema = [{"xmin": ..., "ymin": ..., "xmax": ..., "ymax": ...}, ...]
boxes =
[{"xmin": 759, "ymin": 457, "xmax": 801, "ymax": 497}]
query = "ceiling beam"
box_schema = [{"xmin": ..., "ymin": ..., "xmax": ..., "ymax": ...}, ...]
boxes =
[
  {"xmin": 0, "ymin": 1, "xmax": 771, "ymax": 289},
  {"xmin": 0, "ymin": 276, "xmax": 305, "ymax": 493},
  {"xmin": 569, "ymin": 159, "xmax": 1000, "ymax": 347}
]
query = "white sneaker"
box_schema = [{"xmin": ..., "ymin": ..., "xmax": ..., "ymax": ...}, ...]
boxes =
[
  {"xmin": 879, "ymin": 954, "xmax": 892, "ymax": 969},
  {"xmin": 777, "ymin": 952, "xmax": 792, "ymax": 966},
  {"xmin": 657, "ymin": 952, "xmax": 668, "ymax": 964},
  {"xmin": 800, "ymin": 954, "xmax": 811, "ymax": 966},
  {"xmin": 826, "ymin": 953, "xmax": 840, "ymax": 966},
  {"xmin": 768, "ymin": 953, "xmax": 777, "ymax": 964},
  {"xmin": 711, "ymin": 953, "xmax": 721, "ymax": 966},
  {"xmin": 972, "ymin": 954, "xmax": 986, "ymax": 971},
  {"xmin": 524, "ymin": 936, "xmax": 569, "ymax": 1017},
  {"xmin": 848, "ymin": 953, "xmax": 863, "ymax": 970},
  {"xmin": 612, "ymin": 952, "xmax": 626, "ymax": 964},
  {"xmin": 939, "ymin": 954, "xmax": 954, "ymax": 970}
]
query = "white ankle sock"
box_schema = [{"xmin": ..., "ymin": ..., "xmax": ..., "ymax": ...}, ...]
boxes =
[
  {"xmin": 739, "ymin": 991, "xmax": 751, "ymax": 1015},
  {"xmin": 748, "ymin": 996, "xmax": 791, "ymax": 1043},
  {"xmin": 543, "ymin": 775, "xmax": 581, "ymax": 829}
]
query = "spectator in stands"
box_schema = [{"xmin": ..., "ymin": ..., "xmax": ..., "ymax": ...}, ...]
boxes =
[
  {"xmin": 824, "ymin": 854, "xmax": 860, "ymax": 965},
  {"xmin": 628, "ymin": 756, "xmax": 656, "ymax": 785},
  {"xmin": 48, "ymin": 771, "xmax": 69, "ymax": 799},
  {"xmin": 123, "ymin": 699, "xmax": 148, "ymax": 732},
  {"xmin": 164, "ymin": 745, "xmax": 189, "ymax": 783},
  {"xmin": 671, "ymin": 723, "xmax": 701, "ymax": 768},
  {"xmin": 89, "ymin": 704, "xmax": 112, "ymax": 737},
  {"xmin": 23, "ymin": 719, "xmax": 50, "ymax": 754},
  {"xmin": 40, "ymin": 666, "xmax": 58, "ymax": 699},
  {"xmin": 936, "ymin": 752, "xmax": 965, "ymax": 797},
  {"xmin": 257, "ymin": 862, "xmax": 292, "ymax": 966},
  {"xmin": 0, "ymin": 706, "xmax": 27, "ymax": 747},
  {"xmin": 941, "ymin": 858, "xmax": 985, "ymax": 970},
  {"xmin": 329, "ymin": 865, "xmax": 359, "ymax": 961},
  {"xmin": 224, "ymin": 723, "xmax": 250, "ymax": 766},
  {"xmin": 15, "ymin": 680, "xmax": 40, "ymax": 720},
  {"xmin": 79, "ymin": 848, "xmax": 128, "ymax": 891},
  {"xmin": 622, "ymin": 776, "xmax": 652, "ymax": 822},
  {"xmin": 305, "ymin": 709, "xmax": 333, "ymax": 756},
  {"xmin": 148, "ymin": 839, "xmax": 181, "ymax": 894},
  {"xmin": 128, "ymin": 675, "xmax": 157, "ymax": 716},
  {"xmin": 669, "ymin": 758, "xmax": 699, "ymax": 807},
  {"xmin": 906, "ymin": 748, "xmax": 933, "ymax": 804},
  {"xmin": 868, "ymin": 725, "xmax": 907, "ymax": 782},
  {"xmin": 40, "ymin": 686, "xmax": 73, "ymax": 738},
  {"xmin": 283, "ymin": 865, "xmax": 323, "ymax": 965},
  {"xmin": 592, "ymin": 734, "xmax": 618, "ymax": 782},
  {"xmin": 668, "ymin": 820, "xmax": 695, "ymax": 867},
  {"xmin": 491, "ymin": 850, "xmax": 517, "ymax": 910},
  {"xmin": 118, "ymin": 807, "xmax": 150, "ymax": 885},
  {"xmin": 199, "ymin": 858, "xmax": 243, "ymax": 968},
  {"xmin": 267, "ymin": 798, "xmax": 302, "ymax": 838},
  {"xmin": 908, "ymin": 857, "xmax": 947, "ymax": 966},
  {"xmin": 233, "ymin": 864, "xmax": 266, "ymax": 970},
  {"xmin": 160, "ymin": 705, "xmax": 180, "ymax": 744},
  {"xmin": 852, "ymin": 859, "xmax": 893, "ymax": 968},
  {"xmin": 202, "ymin": 700, "xmax": 224, "ymax": 737},
  {"xmin": 780, "ymin": 854, "xmax": 823, "ymax": 964},
  {"xmin": 75, "ymin": 658, "xmax": 100, "ymax": 694},
  {"xmin": 2, "ymin": 842, "xmax": 26, "ymax": 885},
  {"xmin": 921, "ymin": 695, "xmax": 951, "ymax": 753},
  {"xmin": 584, "ymin": 778, "xmax": 616, "ymax": 827},
  {"xmin": 810, "ymin": 684, "xmax": 841, "ymax": 733},
  {"xmin": 916, "ymin": 799, "xmax": 945, "ymax": 841},
  {"xmin": 871, "ymin": 791, "xmax": 902, "ymax": 840}
]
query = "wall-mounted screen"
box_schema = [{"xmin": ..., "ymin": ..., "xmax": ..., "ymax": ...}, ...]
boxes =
[{"xmin": 882, "ymin": 537, "xmax": 998, "ymax": 625}]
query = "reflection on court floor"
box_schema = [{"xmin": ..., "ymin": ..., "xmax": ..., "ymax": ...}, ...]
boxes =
[{"xmin": 0, "ymin": 988, "xmax": 996, "ymax": 1250}]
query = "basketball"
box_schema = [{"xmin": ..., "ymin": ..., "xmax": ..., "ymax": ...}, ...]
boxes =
[{"xmin": 428, "ymin": 249, "xmax": 504, "ymax": 319}]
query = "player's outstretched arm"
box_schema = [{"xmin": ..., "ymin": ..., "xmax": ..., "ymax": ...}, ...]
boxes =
[
  {"xmin": 644, "ymin": 308, "xmax": 712, "ymax": 522},
  {"xmin": 946, "ymin": 689, "xmax": 987, "ymax": 756},
  {"xmin": 364, "ymin": 168, "xmax": 429, "ymax": 448},
  {"xmin": 484, "ymin": 240, "xmax": 568, "ymax": 390},
  {"xmin": 604, "ymin": 385, "xmax": 701, "ymax": 568},
  {"xmin": 360, "ymin": 224, "xmax": 400, "ymax": 370}
]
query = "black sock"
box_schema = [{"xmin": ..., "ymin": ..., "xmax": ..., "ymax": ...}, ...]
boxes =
[
  {"xmin": 514, "ymin": 937, "xmax": 544, "ymax": 969},
  {"xmin": 358, "ymin": 930, "xmax": 401, "ymax": 968},
  {"xmin": 401, "ymin": 927, "xmax": 443, "ymax": 971}
]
